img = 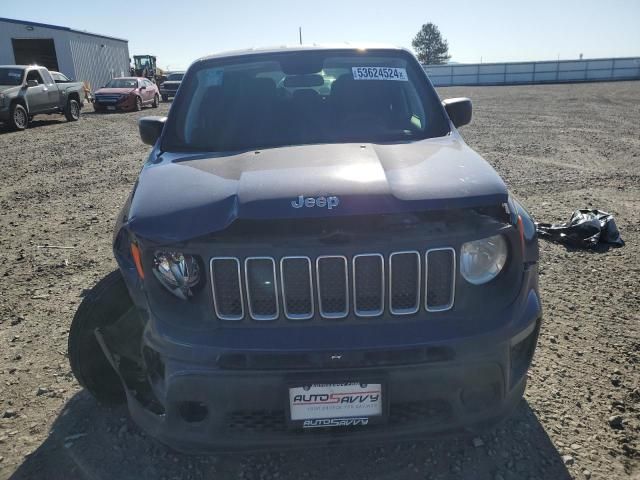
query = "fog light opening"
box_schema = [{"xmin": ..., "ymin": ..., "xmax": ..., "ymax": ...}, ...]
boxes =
[{"xmin": 178, "ymin": 401, "xmax": 208, "ymax": 423}]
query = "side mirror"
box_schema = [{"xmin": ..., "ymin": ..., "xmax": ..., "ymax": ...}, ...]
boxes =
[
  {"xmin": 442, "ymin": 97, "xmax": 472, "ymax": 128},
  {"xmin": 139, "ymin": 116, "xmax": 167, "ymax": 145},
  {"xmin": 26, "ymin": 79, "xmax": 39, "ymax": 88},
  {"xmin": 140, "ymin": 85, "xmax": 146, "ymax": 90}
]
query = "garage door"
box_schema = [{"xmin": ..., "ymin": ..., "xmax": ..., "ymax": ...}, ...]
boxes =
[{"xmin": 12, "ymin": 38, "xmax": 59, "ymax": 71}]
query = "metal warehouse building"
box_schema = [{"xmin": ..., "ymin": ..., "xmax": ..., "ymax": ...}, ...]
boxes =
[{"xmin": 0, "ymin": 17, "xmax": 130, "ymax": 91}]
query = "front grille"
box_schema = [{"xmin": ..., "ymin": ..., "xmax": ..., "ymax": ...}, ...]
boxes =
[
  {"xmin": 353, "ymin": 254, "xmax": 384, "ymax": 316},
  {"xmin": 316, "ymin": 256, "xmax": 349, "ymax": 318},
  {"xmin": 210, "ymin": 249, "xmax": 455, "ymax": 322},
  {"xmin": 210, "ymin": 258, "xmax": 244, "ymax": 320},
  {"xmin": 95, "ymin": 94, "xmax": 122, "ymax": 104},
  {"xmin": 280, "ymin": 257, "xmax": 314, "ymax": 319},
  {"xmin": 245, "ymin": 257, "xmax": 278, "ymax": 320},
  {"xmin": 425, "ymin": 248, "xmax": 456, "ymax": 311},
  {"xmin": 389, "ymin": 251, "xmax": 420, "ymax": 315}
]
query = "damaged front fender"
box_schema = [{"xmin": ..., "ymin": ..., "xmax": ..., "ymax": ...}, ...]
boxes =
[{"xmin": 94, "ymin": 307, "xmax": 164, "ymax": 415}]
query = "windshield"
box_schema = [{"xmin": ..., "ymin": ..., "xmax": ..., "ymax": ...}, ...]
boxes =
[
  {"xmin": 0, "ymin": 68, "xmax": 25, "ymax": 86},
  {"xmin": 51, "ymin": 72, "xmax": 70, "ymax": 83},
  {"xmin": 167, "ymin": 73, "xmax": 184, "ymax": 81},
  {"xmin": 136, "ymin": 57, "xmax": 151, "ymax": 67},
  {"xmin": 163, "ymin": 50, "xmax": 450, "ymax": 152},
  {"xmin": 105, "ymin": 78, "xmax": 138, "ymax": 89}
]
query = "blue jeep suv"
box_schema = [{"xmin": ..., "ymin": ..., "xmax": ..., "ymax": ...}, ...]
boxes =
[{"xmin": 68, "ymin": 45, "xmax": 541, "ymax": 452}]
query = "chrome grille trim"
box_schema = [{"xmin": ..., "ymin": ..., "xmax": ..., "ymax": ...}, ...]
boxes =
[
  {"xmin": 352, "ymin": 253, "xmax": 385, "ymax": 317},
  {"xmin": 244, "ymin": 257, "xmax": 279, "ymax": 321},
  {"xmin": 209, "ymin": 249, "xmax": 456, "ymax": 321},
  {"xmin": 389, "ymin": 251, "xmax": 421, "ymax": 315},
  {"xmin": 425, "ymin": 248, "xmax": 456, "ymax": 312},
  {"xmin": 316, "ymin": 255, "xmax": 349, "ymax": 319},
  {"xmin": 280, "ymin": 256, "xmax": 314, "ymax": 320},
  {"xmin": 210, "ymin": 257, "xmax": 244, "ymax": 321}
]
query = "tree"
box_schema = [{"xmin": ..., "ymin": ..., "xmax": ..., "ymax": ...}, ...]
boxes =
[{"xmin": 412, "ymin": 23, "xmax": 451, "ymax": 65}]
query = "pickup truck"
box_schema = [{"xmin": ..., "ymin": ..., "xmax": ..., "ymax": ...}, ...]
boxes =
[
  {"xmin": 159, "ymin": 71, "xmax": 184, "ymax": 101},
  {"xmin": 0, "ymin": 65, "xmax": 84, "ymax": 130},
  {"xmin": 68, "ymin": 46, "xmax": 541, "ymax": 452}
]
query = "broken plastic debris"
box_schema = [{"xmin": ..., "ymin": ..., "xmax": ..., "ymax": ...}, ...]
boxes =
[{"xmin": 536, "ymin": 209, "xmax": 624, "ymax": 249}]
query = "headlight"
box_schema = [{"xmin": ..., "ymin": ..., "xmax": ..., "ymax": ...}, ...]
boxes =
[
  {"xmin": 460, "ymin": 234, "xmax": 508, "ymax": 285},
  {"xmin": 152, "ymin": 252, "xmax": 201, "ymax": 299}
]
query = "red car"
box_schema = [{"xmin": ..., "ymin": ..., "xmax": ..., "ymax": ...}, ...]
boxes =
[{"xmin": 93, "ymin": 77, "xmax": 159, "ymax": 112}]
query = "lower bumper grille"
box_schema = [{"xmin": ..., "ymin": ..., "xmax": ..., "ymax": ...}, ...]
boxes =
[
  {"xmin": 225, "ymin": 400, "xmax": 453, "ymax": 433},
  {"xmin": 210, "ymin": 248, "xmax": 455, "ymax": 322}
]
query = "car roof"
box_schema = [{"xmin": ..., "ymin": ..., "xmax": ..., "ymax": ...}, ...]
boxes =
[
  {"xmin": 112, "ymin": 77, "xmax": 144, "ymax": 80},
  {"xmin": 195, "ymin": 43, "xmax": 408, "ymax": 63}
]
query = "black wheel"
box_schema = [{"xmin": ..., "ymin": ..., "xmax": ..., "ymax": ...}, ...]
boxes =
[
  {"xmin": 135, "ymin": 96, "xmax": 142, "ymax": 111},
  {"xmin": 152, "ymin": 94, "xmax": 159, "ymax": 108},
  {"xmin": 68, "ymin": 270, "xmax": 131, "ymax": 404},
  {"xmin": 65, "ymin": 98, "xmax": 80, "ymax": 121},
  {"xmin": 9, "ymin": 103, "xmax": 28, "ymax": 130},
  {"xmin": 162, "ymin": 95, "xmax": 169, "ymax": 102}
]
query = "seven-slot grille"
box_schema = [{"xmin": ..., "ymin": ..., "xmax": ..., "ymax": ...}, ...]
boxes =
[{"xmin": 210, "ymin": 248, "xmax": 455, "ymax": 321}]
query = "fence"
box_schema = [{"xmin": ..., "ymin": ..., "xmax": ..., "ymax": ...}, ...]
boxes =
[{"xmin": 424, "ymin": 57, "xmax": 640, "ymax": 87}]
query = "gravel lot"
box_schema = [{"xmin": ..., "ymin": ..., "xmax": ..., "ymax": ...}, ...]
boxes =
[{"xmin": 0, "ymin": 81, "xmax": 638, "ymax": 480}]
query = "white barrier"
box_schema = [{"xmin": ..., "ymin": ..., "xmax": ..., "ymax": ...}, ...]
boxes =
[{"xmin": 424, "ymin": 57, "xmax": 640, "ymax": 86}]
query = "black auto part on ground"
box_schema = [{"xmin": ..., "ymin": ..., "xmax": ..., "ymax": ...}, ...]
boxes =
[{"xmin": 536, "ymin": 209, "xmax": 624, "ymax": 249}]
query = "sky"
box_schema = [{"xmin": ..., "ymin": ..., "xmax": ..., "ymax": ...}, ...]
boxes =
[{"xmin": 3, "ymin": 0, "xmax": 639, "ymax": 70}]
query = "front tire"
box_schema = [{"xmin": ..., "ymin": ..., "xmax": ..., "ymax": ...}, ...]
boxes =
[
  {"xmin": 9, "ymin": 103, "xmax": 28, "ymax": 130},
  {"xmin": 152, "ymin": 94, "xmax": 159, "ymax": 108},
  {"xmin": 68, "ymin": 270, "xmax": 131, "ymax": 404},
  {"xmin": 65, "ymin": 98, "xmax": 80, "ymax": 121},
  {"xmin": 162, "ymin": 95, "xmax": 169, "ymax": 102}
]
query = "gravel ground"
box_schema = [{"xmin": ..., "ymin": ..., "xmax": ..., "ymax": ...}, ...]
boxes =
[{"xmin": 0, "ymin": 81, "xmax": 638, "ymax": 480}]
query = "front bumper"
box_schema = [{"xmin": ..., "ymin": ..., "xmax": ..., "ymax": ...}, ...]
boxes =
[
  {"xmin": 135, "ymin": 331, "xmax": 537, "ymax": 453},
  {"xmin": 159, "ymin": 89, "xmax": 177, "ymax": 97},
  {"xmin": 99, "ymin": 265, "xmax": 541, "ymax": 453}
]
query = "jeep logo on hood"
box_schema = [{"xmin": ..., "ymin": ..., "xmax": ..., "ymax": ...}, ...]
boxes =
[{"xmin": 291, "ymin": 195, "xmax": 340, "ymax": 210}]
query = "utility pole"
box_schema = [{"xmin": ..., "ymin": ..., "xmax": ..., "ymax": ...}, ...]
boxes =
[{"xmin": 299, "ymin": 27, "xmax": 302, "ymax": 45}]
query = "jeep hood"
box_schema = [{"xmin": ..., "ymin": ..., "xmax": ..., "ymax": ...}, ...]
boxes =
[{"xmin": 126, "ymin": 134, "xmax": 508, "ymax": 244}]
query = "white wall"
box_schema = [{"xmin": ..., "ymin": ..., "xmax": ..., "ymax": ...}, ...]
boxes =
[
  {"xmin": 0, "ymin": 19, "xmax": 129, "ymax": 90},
  {"xmin": 68, "ymin": 33, "xmax": 130, "ymax": 91},
  {"xmin": 0, "ymin": 19, "xmax": 75, "ymax": 77},
  {"xmin": 425, "ymin": 58, "xmax": 640, "ymax": 86}
]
